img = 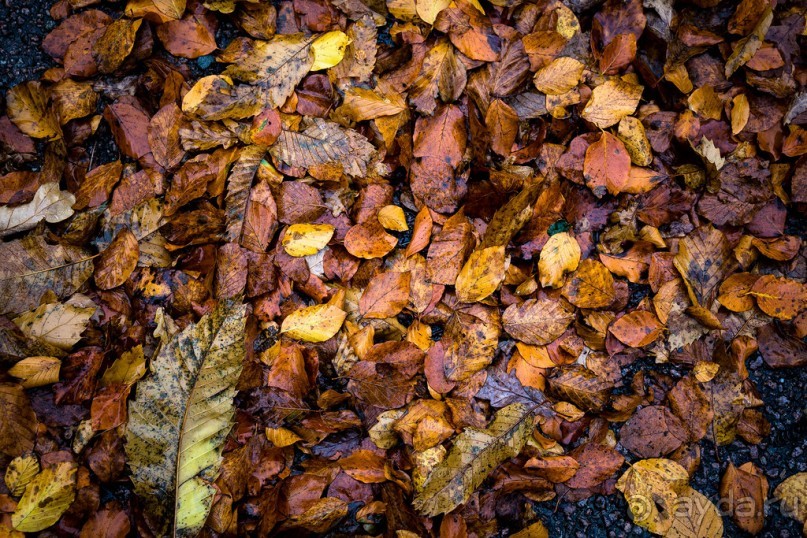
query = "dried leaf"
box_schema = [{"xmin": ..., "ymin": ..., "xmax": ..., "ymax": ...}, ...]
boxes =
[
  {"xmin": 609, "ymin": 310, "xmax": 665, "ymax": 348},
  {"xmin": 0, "ymin": 383, "xmax": 37, "ymax": 456},
  {"xmin": 14, "ymin": 302, "xmax": 94, "ymax": 350},
  {"xmin": 455, "ymin": 246, "xmax": 506, "ymax": 304},
  {"xmin": 270, "ymin": 119, "xmax": 374, "ymax": 177},
  {"xmin": 581, "ymin": 79, "xmax": 643, "ymax": 129},
  {"xmin": 0, "ymin": 182, "xmax": 74, "ymax": 238},
  {"xmin": 4, "ymin": 454, "xmax": 40, "ymax": 497}
]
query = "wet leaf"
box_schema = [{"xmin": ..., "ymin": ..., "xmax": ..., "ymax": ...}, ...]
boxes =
[
  {"xmin": 6, "ymin": 82, "xmax": 61, "ymax": 140},
  {"xmin": 282, "ymin": 224, "xmax": 334, "ymax": 257},
  {"xmin": 503, "ymin": 297, "xmax": 575, "ymax": 346},
  {"xmin": 126, "ymin": 301, "xmax": 247, "ymax": 537},
  {"xmin": 11, "ymin": 461, "xmax": 76, "ymax": 532},
  {"xmin": 413, "ymin": 403, "xmax": 533, "ymax": 516},
  {"xmin": 538, "ymin": 232, "xmax": 581, "ymax": 289}
]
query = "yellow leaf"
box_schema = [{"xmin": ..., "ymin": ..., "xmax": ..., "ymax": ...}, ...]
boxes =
[
  {"xmin": 100, "ymin": 345, "xmax": 146, "ymax": 387},
  {"xmin": 12, "ymin": 462, "xmax": 76, "ymax": 532},
  {"xmin": 617, "ymin": 116, "xmax": 653, "ymax": 166},
  {"xmin": 281, "ymin": 303, "xmax": 347, "ymax": 342},
  {"xmin": 5, "ymin": 82, "xmax": 61, "ymax": 140},
  {"xmin": 731, "ymin": 94, "xmax": 750, "ymax": 135},
  {"xmin": 282, "ymin": 223, "xmax": 335, "ymax": 257},
  {"xmin": 0, "ymin": 182, "xmax": 74, "ymax": 238},
  {"xmin": 4, "ymin": 454, "xmax": 40, "ymax": 497},
  {"xmin": 538, "ymin": 231, "xmax": 581, "ymax": 288},
  {"xmin": 13, "ymin": 302, "xmax": 95, "ymax": 351},
  {"xmin": 581, "ymin": 79, "xmax": 643, "ymax": 129},
  {"xmin": 774, "ymin": 472, "xmax": 807, "ymax": 525},
  {"xmin": 377, "ymin": 205, "xmax": 408, "ymax": 232},
  {"xmin": 455, "ymin": 245, "xmax": 507, "ymax": 303},
  {"xmin": 616, "ymin": 458, "xmax": 690, "ymax": 535},
  {"xmin": 511, "ymin": 521, "xmax": 549, "ymax": 538},
  {"xmin": 311, "ymin": 31, "xmax": 350, "ymax": 70},
  {"xmin": 667, "ymin": 487, "xmax": 724, "ymax": 538},
  {"xmin": 413, "ymin": 403, "xmax": 533, "ymax": 516},
  {"xmin": 182, "ymin": 75, "xmax": 262, "ymax": 121},
  {"xmin": 533, "ymin": 57, "xmax": 584, "ymax": 95},
  {"xmin": 416, "ymin": 0, "xmax": 450, "ymax": 24},
  {"xmin": 8, "ymin": 357, "xmax": 61, "ymax": 388},
  {"xmin": 266, "ymin": 426, "xmax": 303, "ymax": 447},
  {"xmin": 126, "ymin": 301, "xmax": 247, "ymax": 537}
]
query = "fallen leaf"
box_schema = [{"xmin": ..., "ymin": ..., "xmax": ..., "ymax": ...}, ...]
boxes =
[
  {"xmin": 609, "ymin": 310, "xmax": 665, "ymax": 348},
  {"xmin": 455, "ymin": 246, "xmax": 506, "ymax": 303},
  {"xmin": 11, "ymin": 462, "xmax": 76, "ymax": 532},
  {"xmin": 582, "ymin": 79, "xmax": 643, "ymax": 129},
  {"xmin": 4, "ymin": 454, "xmax": 40, "ymax": 497},
  {"xmin": 0, "ymin": 182, "xmax": 74, "ymax": 238},
  {"xmin": 538, "ymin": 232, "xmax": 581, "ymax": 288},
  {"xmin": 14, "ymin": 302, "xmax": 94, "ymax": 350},
  {"xmin": 281, "ymin": 302, "xmax": 347, "ymax": 343},
  {"xmin": 413, "ymin": 403, "xmax": 534, "ymax": 516},
  {"xmin": 282, "ymin": 224, "xmax": 335, "ymax": 257},
  {"xmin": 503, "ymin": 297, "xmax": 575, "ymax": 346},
  {"xmin": 359, "ymin": 271, "xmax": 411, "ymax": 319},
  {"xmin": 8, "ymin": 356, "xmax": 61, "ymax": 388},
  {"xmin": 94, "ymin": 228, "xmax": 139, "ymax": 290},
  {"xmin": 126, "ymin": 301, "xmax": 247, "ymax": 537}
]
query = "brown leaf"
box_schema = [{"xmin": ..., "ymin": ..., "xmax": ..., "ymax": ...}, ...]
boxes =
[
  {"xmin": 619, "ymin": 405, "xmax": 687, "ymax": 458},
  {"xmin": 610, "ymin": 310, "xmax": 665, "ymax": 348},
  {"xmin": 0, "ymin": 383, "xmax": 37, "ymax": 457},
  {"xmin": 359, "ymin": 271, "xmax": 411, "ymax": 319},
  {"xmin": 94, "ymin": 228, "xmax": 139, "ymax": 290},
  {"xmin": 720, "ymin": 462, "xmax": 768, "ymax": 534},
  {"xmin": 503, "ymin": 297, "xmax": 575, "ymax": 346}
]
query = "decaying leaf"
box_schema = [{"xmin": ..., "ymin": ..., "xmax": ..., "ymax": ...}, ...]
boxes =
[
  {"xmin": 126, "ymin": 301, "xmax": 247, "ymax": 537},
  {"xmin": 14, "ymin": 301, "xmax": 94, "ymax": 350},
  {"xmin": 0, "ymin": 182, "xmax": 74, "ymax": 238},
  {"xmin": 503, "ymin": 297, "xmax": 575, "ymax": 346},
  {"xmin": 413, "ymin": 403, "xmax": 534, "ymax": 516}
]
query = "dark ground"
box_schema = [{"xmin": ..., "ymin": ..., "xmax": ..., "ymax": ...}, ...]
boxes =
[{"xmin": 0, "ymin": 0, "xmax": 805, "ymax": 536}]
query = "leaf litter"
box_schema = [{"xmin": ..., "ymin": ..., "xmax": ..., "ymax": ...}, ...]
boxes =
[{"xmin": 0, "ymin": 0, "xmax": 806, "ymax": 536}]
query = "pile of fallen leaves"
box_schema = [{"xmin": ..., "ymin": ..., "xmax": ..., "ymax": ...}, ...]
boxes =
[{"xmin": 0, "ymin": 0, "xmax": 806, "ymax": 535}]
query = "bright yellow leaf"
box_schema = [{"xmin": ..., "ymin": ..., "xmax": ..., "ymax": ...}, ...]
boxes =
[
  {"xmin": 282, "ymin": 223, "xmax": 335, "ymax": 257},
  {"xmin": 281, "ymin": 303, "xmax": 347, "ymax": 342},
  {"xmin": 538, "ymin": 232, "xmax": 581, "ymax": 288},
  {"xmin": 311, "ymin": 31, "xmax": 350, "ymax": 71}
]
